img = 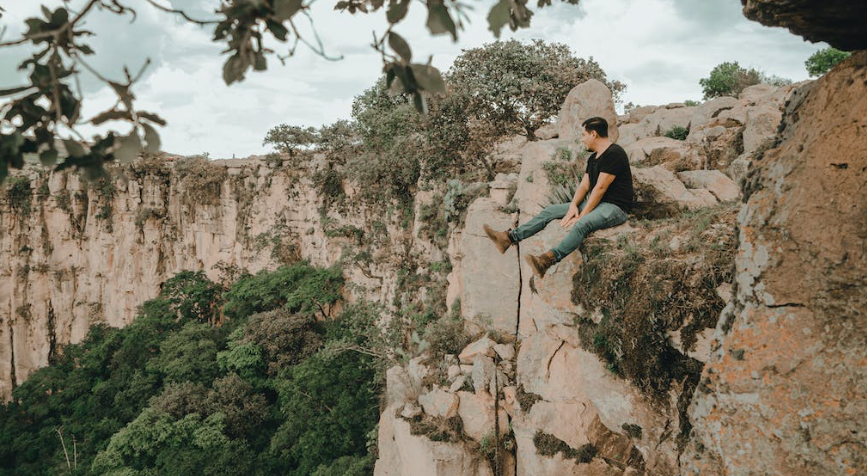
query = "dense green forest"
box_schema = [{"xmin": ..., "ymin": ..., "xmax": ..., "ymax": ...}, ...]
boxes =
[{"xmin": 0, "ymin": 264, "xmax": 387, "ymax": 475}]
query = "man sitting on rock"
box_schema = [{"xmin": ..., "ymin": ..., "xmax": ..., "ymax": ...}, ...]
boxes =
[{"xmin": 483, "ymin": 116, "xmax": 634, "ymax": 279}]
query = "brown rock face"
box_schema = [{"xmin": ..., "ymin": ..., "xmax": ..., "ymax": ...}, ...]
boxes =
[
  {"xmin": 684, "ymin": 51, "xmax": 867, "ymax": 475},
  {"xmin": 741, "ymin": 0, "xmax": 867, "ymax": 50}
]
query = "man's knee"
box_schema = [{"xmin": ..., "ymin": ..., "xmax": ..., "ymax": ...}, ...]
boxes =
[{"xmin": 539, "ymin": 204, "xmax": 558, "ymax": 218}]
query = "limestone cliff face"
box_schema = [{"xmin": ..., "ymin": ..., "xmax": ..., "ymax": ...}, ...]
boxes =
[{"xmin": 0, "ymin": 158, "xmax": 416, "ymax": 401}]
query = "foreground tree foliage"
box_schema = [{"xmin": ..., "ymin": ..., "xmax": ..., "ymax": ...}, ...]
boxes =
[
  {"xmin": 0, "ymin": 0, "xmax": 585, "ymax": 184},
  {"xmin": 0, "ymin": 262, "xmax": 391, "ymax": 476}
]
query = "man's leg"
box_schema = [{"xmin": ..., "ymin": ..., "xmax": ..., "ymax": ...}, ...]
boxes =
[
  {"xmin": 508, "ymin": 202, "xmax": 572, "ymax": 243},
  {"xmin": 550, "ymin": 202, "xmax": 628, "ymax": 262}
]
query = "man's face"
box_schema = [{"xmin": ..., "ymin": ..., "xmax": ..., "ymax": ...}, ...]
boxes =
[{"xmin": 580, "ymin": 127, "xmax": 595, "ymax": 151}]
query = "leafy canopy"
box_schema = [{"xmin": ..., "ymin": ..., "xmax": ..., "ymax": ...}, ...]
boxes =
[{"xmin": 805, "ymin": 47, "xmax": 851, "ymax": 77}]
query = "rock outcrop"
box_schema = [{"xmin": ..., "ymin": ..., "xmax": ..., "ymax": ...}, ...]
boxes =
[
  {"xmin": 5, "ymin": 22, "xmax": 863, "ymax": 471},
  {"xmin": 682, "ymin": 50, "xmax": 867, "ymax": 476}
]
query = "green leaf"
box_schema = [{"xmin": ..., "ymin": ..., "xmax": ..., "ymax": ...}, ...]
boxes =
[
  {"xmin": 50, "ymin": 8, "xmax": 68, "ymax": 27},
  {"xmin": 386, "ymin": 0, "xmax": 410, "ymax": 24},
  {"xmin": 114, "ymin": 133, "xmax": 142, "ymax": 164},
  {"xmin": 266, "ymin": 19, "xmax": 289, "ymax": 41},
  {"xmin": 388, "ymin": 32, "xmax": 412, "ymax": 63},
  {"xmin": 487, "ymin": 0, "xmax": 510, "ymax": 38},
  {"xmin": 39, "ymin": 149, "xmax": 58, "ymax": 167},
  {"xmin": 426, "ymin": 3, "xmax": 457, "ymax": 40},
  {"xmin": 142, "ymin": 124, "xmax": 161, "ymax": 153},
  {"xmin": 222, "ymin": 54, "xmax": 246, "ymax": 85},
  {"xmin": 63, "ymin": 139, "xmax": 85, "ymax": 157},
  {"xmin": 410, "ymin": 63, "xmax": 445, "ymax": 94},
  {"xmin": 509, "ymin": 0, "xmax": 533, "ymax": 27},
  {"xmin": 254, "ymin": 51, "xmax": 267, "ymax": 71},
  {"xmin": 274, "ymin": 0, "xmax": 304, "ymax": 20},
  {"xmin": 76, "ymin": 44, "xmax": 94, "ymax": 55}
]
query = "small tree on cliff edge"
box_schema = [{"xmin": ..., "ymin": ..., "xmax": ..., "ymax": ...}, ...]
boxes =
[
  {"xmin": 699, "ymin": 62, "xmax": 762, "ymax": 99},
  {"xmin": 805, "ymin": 47, "xmax": 851, "ymax": 77},
  {"xmin": 445, "ymin": 39, "xmax": 625, "ymax": 141}
]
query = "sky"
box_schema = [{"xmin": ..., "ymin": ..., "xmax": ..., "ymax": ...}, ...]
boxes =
[{"xmin": 0, "ymin": 0, "xmax": 826, "ymax": 158}]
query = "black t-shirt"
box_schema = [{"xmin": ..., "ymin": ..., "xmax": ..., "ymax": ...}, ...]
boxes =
[{"xmin": 584, "ymin": 143, "xmax": 634, "ymax": 212}]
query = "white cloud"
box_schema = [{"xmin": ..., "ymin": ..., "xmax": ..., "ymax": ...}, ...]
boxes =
[{"xmin": 1, "ymin": 0, "xmax": 826, "ymax": 157}]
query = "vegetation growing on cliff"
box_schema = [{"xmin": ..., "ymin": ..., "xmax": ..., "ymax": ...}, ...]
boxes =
[{"xmin": 572, "ymin": 203, "xmax": 738, "ymax": 397}]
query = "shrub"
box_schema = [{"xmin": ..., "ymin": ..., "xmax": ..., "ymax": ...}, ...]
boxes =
[
  {"xmin": 174, "ymin": 157, "xmax": 228, "ymax": 209},
  {"xmin": 533, "ymin": 431, "xmax": 597, "ymax": 463},
  {"xmin": 5, "ymin": 176, "xmax": 31, "ymax": 214},
  {"xmin": 263, "ymin": 124, "xmax": 318, "ymax": 157},
  {"xmin": 160, "ymin": 270, "xmax": 223, "ymax": 323},
  {"xmin": 572, "ymin": 204, "xmax": 738, "ymax": 397},
  {"xmin": 663, "ymin": 125, "xmax": 689, "ymax": 141},
  {"xmin": 699, "ymin": 62, "xmax": 762, "ymax": 99},
  {"xmin": 805, "ymin": 47, "xmax": 851, "ymax": 77},
  {"xmin": 222, "ymin": 263, "xmax": 344, "ymax": 320}
]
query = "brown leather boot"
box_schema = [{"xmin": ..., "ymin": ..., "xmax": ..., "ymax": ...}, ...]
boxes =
[
  {"xmin": 483, "ymin": 224, "xmax": 513, "ymax": 254},
  {"xmin": 525, "ymin": 250, "xmax": 556, "ymax": 279}
]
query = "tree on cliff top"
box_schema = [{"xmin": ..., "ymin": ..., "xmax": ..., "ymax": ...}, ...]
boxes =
[
  {"xmin": 805, "ymin": 47, "xmax": 851, "ymax": 77},
  {"xmin": 699, "ymin": 61, "xmax": 791, "ymax": 99},
  {"xmin": 0, "ymin": 0, "xmax": 584, "ymax": 185},
  {"xmin": 445, "ymin": 39, "xmax": 624, "ymax": 140}
]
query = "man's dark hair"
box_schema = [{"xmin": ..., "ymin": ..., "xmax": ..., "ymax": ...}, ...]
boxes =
[{"xmin": 582, "ymin": 116, "xmax": 609, "ymax": 138}]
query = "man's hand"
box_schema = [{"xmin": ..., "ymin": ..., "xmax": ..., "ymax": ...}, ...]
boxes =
[
  {"xmin": 561, "ymin": 214, "xmax": 581, "ymax": 228},
  {"xmin": 559, "ymin": 203, "xmax": 579, "ymax": 228}
]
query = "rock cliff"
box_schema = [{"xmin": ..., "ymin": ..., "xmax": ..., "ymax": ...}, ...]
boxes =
[
  {"xmin": 2, "ymin": 70, "xmax": 812, "ymax": 474},
  {"xmin": 3, "ymin": 2, "xmax": 866, "ymax": 470}
]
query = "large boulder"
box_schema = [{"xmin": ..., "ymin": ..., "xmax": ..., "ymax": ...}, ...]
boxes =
[
  {"xmin": 513, "ymin": 328, "xmax": 678, "ymax": 475},
  {"xmin": 456, "ymin": 391, "xmax": 510, "ymax": 442},
  {"xmin": 741, "ymin": 102, "xmax": 783, "ymax": 154},
  {"xmin": 374, "ymin": 404, "xmax": 495, "ymax": 476},
  {"xmin": 556, "ymin": 80, "xmax": 620, "ymax": 143},
  {"xmin": 514, "ymin": 138, "xmax": 584, "ymax": 217},
  {"xmin": 688, "ymin": 96, "xmax": 739, "ymax": 132},
  {"xmin": 622, "ymin": 137, "xmax": 688, "ymax": 166},
  {"xmin": 677, "ymin": 170, "xmax": 741, "ymax": 202},
  {"xmin": 458, "ymin": 198, "xmax": 521, "ymax": 334},
  {"xmin": 419, "ymin": 387, "xmax": 460, "ymax": 419},
  {"xmin": 617, "ymin": 106, "xmax": 695, "ymax": 147},
  {"xmin": 633, "ymin": 166, "xmax": 718, "ymax": 210},
  {"xmin": 684, "ymin": 51, "xmax": 867, "ymax": 476}
]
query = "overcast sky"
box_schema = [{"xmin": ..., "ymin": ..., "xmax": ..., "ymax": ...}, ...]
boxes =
[{"xmin": 1, "ymin": 0, "xmax": 825, "ymax": 158}]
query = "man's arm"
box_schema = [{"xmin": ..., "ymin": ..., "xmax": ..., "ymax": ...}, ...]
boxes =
[
  {"xmin": 559, "ymin": 174, "xmax": 590, "ymax": 227},
  {"xmin": 572, "ymin": 174, "xmax": 591, "ymax": 206},
  {"xmin": 579, "ymin": 172, "xmax": 616, "ymax": 217},
  {"xmin": 563, "ymin": 172, "xmax": 616, "ymax": 227}
]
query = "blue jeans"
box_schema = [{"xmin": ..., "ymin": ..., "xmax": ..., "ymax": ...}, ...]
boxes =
[{"xmin": 508, "ymin": 197, "xmax": 628, "ymax": 262}]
